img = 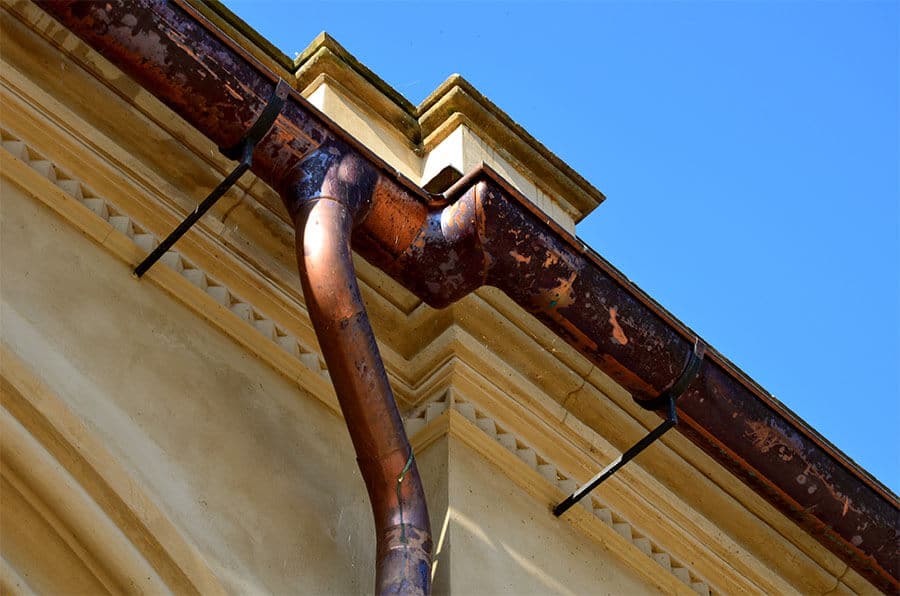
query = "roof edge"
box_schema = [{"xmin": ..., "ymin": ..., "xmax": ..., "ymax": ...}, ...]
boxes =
[
  {"xmin": 192, "ymin": 0, "xmax": 295, "ymax": 73},
  {"xmin": 193, "ymin": 0, "xmax": 604, "ymax": 221}
]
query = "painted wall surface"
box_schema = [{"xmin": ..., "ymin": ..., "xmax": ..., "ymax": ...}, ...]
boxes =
[
  {"xmin": 1, "ymin": 185, "xmax": 375, "ymax": 594},
  {"xmin": 445, "ymin": 436, "xmax": 655, "ymax": 596}
]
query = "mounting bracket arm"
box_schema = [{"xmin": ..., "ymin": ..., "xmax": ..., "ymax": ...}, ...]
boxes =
[
  {"xmin": 133, "ymin": 79, "xmax": 289, "ymax": 278},
  {"xmin": 553, "ymin": 339, "xmax": 706, "ymax": 517}
]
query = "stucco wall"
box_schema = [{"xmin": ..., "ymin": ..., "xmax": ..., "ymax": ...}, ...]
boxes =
[
  {"xmin": 445, "ymin": 436, "xmax": 655, "ymax": 596},
  {"xmin": 1, "ymin": 184, "xmax": 375, "ymax": 594}
]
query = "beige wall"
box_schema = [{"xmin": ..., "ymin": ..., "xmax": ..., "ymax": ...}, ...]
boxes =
[{"xmin": 2, "ymin": 184, "xmax": 374, "ymax": 594}]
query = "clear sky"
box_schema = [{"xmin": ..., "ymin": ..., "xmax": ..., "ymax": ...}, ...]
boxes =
[{"xmin": 221, "ymin": 0, "xmax": 899, "ymax": 493}]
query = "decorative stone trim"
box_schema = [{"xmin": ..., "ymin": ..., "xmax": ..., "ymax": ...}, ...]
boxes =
[
  {"xmin": 405, "ymin": 391, "xmax": 713, "ymax": 595},
  {"xmin": 1, "ymin": 128, "xmax": 331, "ymax": 384}
]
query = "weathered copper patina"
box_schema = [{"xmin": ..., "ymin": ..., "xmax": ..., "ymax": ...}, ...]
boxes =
[
  {"xmin": 36, "ymin": 0, "xmax": 900, "ymax": 591},
  {"xmin": 32, "ymin": 2, "xmax": 432, "ymax": 593},
  {"xmin": 284, "ymin": 146, "xmax": 432, "ymax": 594}
]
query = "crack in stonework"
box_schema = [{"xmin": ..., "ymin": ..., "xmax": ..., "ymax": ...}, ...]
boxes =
[
  {"xmin": 561, "ymin": 365, "xmax": 593, "ymax": 417},
  {"xmin": 219, "ymin": 188, "xmax": 247, "ymax": 226}
]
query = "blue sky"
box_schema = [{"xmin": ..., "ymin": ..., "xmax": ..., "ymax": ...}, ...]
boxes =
[{"xmin": 221, "ymin": 1, "xmax": 899, "ymax": 493}]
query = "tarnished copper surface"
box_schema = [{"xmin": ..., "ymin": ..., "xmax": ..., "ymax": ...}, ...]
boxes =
[
  {"xmin": 282, "ymin": 146, "xmax": 433, "ymax": 596},
  {"xmin": 35, "ymin": 3, "xmax": 432, "ymax": 593},
  {"xmin": 36, "ymin": 1, "xmax": 899, "ymax": 591}
]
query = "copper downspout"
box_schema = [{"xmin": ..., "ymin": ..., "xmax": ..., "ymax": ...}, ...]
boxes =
[
  {"xmin": 31, "ymin": 2, "xmax": 432, "ymax": 593},
  {"xmin": 34, "ymin": 0, "xmax": 899, "ymax": 591},
  {"xmin": 284, "ymin": 149, "xmax": 431, "ymax": 594}
]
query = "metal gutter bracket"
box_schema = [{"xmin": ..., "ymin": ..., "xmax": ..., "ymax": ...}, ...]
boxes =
[
  {"xmin": 133, "ymin": 79, "xmax": 290, "ymax": 278},
  {"xmin": 553, "ymin": 339, "xmax": 707, "ymax": 517}
]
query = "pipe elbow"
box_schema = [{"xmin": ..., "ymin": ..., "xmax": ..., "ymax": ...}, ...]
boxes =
[
  {"xmin": 385, "ymin": 185, "xmax": 488, "ymax": 308},
  {"xmin": 280, "ymin": 141, "xmax": 379, "ymax": 225},
  {"xmin": 279, "ymin": 145, "xmax": 433, "ymax": 595}
]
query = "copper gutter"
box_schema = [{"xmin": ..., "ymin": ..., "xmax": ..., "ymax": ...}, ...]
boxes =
[{"xmin": 34, "ymin": 0, "xmax": 899, "ymax": 592}]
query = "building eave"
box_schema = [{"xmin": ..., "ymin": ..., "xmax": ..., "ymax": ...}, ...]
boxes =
[{"xmin": 10, "ymin": 0, "xmax": 898, "ymax": 590}]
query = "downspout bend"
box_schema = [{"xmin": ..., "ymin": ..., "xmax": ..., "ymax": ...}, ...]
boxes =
[{"xmin": 283, "ymin": 146, "xmax": 432, "ymax": 595}]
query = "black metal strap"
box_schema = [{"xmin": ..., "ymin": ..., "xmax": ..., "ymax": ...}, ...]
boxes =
[
  {"xmin": 219, "ymin": 79, "xmax": 290, "ymax": 161},
  {"xmin": 553, "ymin": 338, "xmax": 706, "ymax": 517},
  {"xmin": 134, "ymin": 79, "xmax": 290, "ymax": 278},
  {"xmin": 634, "ymin": 338, "xmax": 707, "ymax": 411}
]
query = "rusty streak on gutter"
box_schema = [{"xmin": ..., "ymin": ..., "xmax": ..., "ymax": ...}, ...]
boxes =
[{"xmin": 34, "ymin": 0, "xmax": 900, "ymax": 592}]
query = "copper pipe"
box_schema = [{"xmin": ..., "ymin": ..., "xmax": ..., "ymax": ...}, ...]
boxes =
[
  {"xmin": 34, "ymin": 1, "xmax": 899, "ymax": 591},
  {"xmin": 283, "ymin": 145, "xmax": 432, "ymax": 595},
  {"xmin": 31, "ymin": 2, "xmax": 432, "ymax": 593}
]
